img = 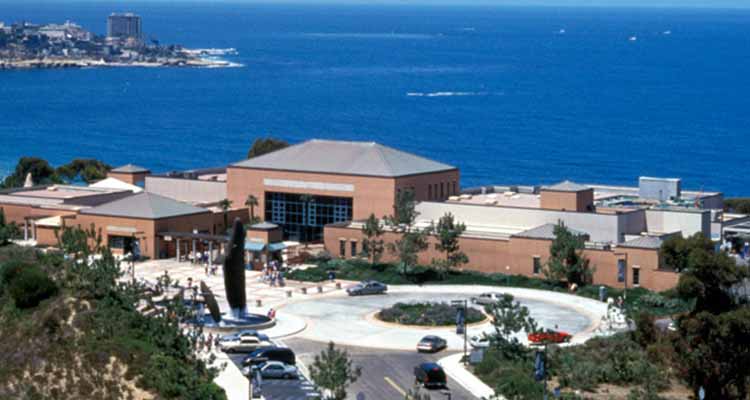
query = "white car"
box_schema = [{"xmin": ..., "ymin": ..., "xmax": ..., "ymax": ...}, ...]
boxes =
[
  {"xmin": 471, "ymin": 292, "xmax": 504, "ymax": 305},
  {"xmin": 219, "ymin": 336, "xmax": 272, "ymax": 353},
  {"xmin": 469, "ymin": 335, "xmax": 491, "ymax": 349},
  {"xmin": 244, "ymin": 361, "xmax": 299, "ymax": 379}
]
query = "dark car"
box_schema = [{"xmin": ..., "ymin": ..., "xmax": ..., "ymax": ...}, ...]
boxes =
[
  {"xmin": 417, "ymin": 335, "xmax": 447, "ymax": 353},
  {"xmin": 346, "ymin": 280, "xmax": 388, "ymax": 296},
  {"xmin": 414, "ymin": 362, "xmax": 447, "ymax": 389},
  {"xmin": 242, "ymin": 346, "xmax": 296, "ymax": 367}
]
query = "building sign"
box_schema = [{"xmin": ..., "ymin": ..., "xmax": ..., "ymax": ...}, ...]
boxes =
[
  {"xmin": 106, "ymin": 225, "xmax": 137, "ymax": 233},
  {"xmin": 264, "ymin": 178, "xmax": 354, "ymax": 193}
]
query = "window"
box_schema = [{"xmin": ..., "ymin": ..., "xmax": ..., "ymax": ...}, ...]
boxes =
[
  {"xmin": 632, "ymin": 267, "xmax": 640, "ymax": 287},
  {"xmin": 452, "ymin": 181, "xmax": 457, "ymax": 195},
  {"xmin": 109, "ymin": 236, "xmax": 125, "ymax": 249},
  {"xmin": 339, "ymin": 240, "xmax": 346, "ymax": 258},
  {"xmin": 533, "ymin": 256, "xmax": 541, "ymax": 275},
  {"xmin": 351, "ymin": 241, "xmax": 357, "ymax": 257},
  {"xmin": 362, "ymin": 240, "xmax": 369, "ymax": 255},
  {"xmin": 617, "ymin": 259, "xmax": 626, "ymax": 283},
  {"xmin": 440, "ymin": 182, "xmax": 445, "ymax": 198},
  {"xmin": 428, "ymin": 184, "xmax": 432, "ymax": 200}
]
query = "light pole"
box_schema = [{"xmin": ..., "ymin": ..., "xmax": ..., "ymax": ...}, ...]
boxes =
[{"xmin": 451, "ymin": 299, "xmax": 469, "ymax": 365}]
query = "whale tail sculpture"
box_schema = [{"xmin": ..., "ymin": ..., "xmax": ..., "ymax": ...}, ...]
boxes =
[
  {"xmin": 223, "ymin": 218, "xmax": 247, "ymax": 318},
  {"xmin": 201, "ymin": 281, "xmax": 222, "ymax": 323}
]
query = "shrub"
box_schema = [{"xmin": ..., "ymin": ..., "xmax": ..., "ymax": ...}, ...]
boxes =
[
  {"xmin": 6, "ymin": 264, "xmax": 58, "ymax": 309},
  {"xmin": 377, "ymin": 302, "xmax": 485, "ymax": 326}
]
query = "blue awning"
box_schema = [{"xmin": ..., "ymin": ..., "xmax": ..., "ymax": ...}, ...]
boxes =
[
  {"xmin": 244, "ymin": 241, "xmax": 265, "ymax": 252},
  {"xmin": 268, "ymin": 242, "xmax": 286, "ymax": 252}
]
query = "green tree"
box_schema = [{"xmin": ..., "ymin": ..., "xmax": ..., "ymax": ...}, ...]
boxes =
[
  {"xmin": 360, "ymin": 213, "xmax": 385, "ymax": 264},
  {"xmin": 1, "ymin": 156, "xmax": 59, "ymax": 188},
  {"xmin": 309, "ymin": 341, "xmax": 362, "ymax": 400},
  {"xmin": 56, "ymin": 158, "xmax": 112, "ymax": 183},
  {"xmin": 724, "ymin": 198, "xmax": 750, "ymax": 214},
  {"xmin": 661, "ymin": 233, "xmax": 714, "ymax": 272},
  {"xmin": 246, "ymin": 137, "xmax": 289, "ymax": 159},
  {"xmin": 544, "ymin": 222, "xmax": 592, "ymax": 286},
  {"xmin": 486, "ymin": 293, "xmax": 538, "ymax": 360},
  {"xmin": 0, "ymin": 208, "xmax": 21, "ymax": 246},
  {"xmin": 431, "ymin": 212, "xmax": 468, "ymax": 276},
  {"xmin": 672, "ymin": 239, "xmax": 750, "ymax": 399},
  {"xmin": 385, "ymin": 190, "xmax": 429, "ymax": 275},
  {"xmin": 244, "ymin": 194, "xmax": 259, "ymax": 224},
  {"xmin": 218, "ymin": 198, "xmax": 232, "ymax": 232}
]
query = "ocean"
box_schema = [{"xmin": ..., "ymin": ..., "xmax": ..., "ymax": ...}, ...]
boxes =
[{"xmin": 1, "ymin": 2, "xmax": 749, "ymax": 195}]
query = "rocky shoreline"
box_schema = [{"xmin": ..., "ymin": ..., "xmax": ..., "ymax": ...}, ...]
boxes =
[{"xmin": 0, "ymin": 57, "xmax": 238, "ymax": 69}]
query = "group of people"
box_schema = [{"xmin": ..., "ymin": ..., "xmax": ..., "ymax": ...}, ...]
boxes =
[
  {"xmin": 183, "ymin": 328, "xmax": 218, "ymax": 353},
  {"xmin": 261, "ymin": 259, "xmax": 285, "ymax": 287}
]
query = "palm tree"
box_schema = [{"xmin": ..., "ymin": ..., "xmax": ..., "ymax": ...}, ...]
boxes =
[
  {"xmin": 245, "ymin": 194, "xmax": 259, "ymax": 223},
  {"xmin": 218, "ymin": 198, "xmax": 233, "ymax": 232}
]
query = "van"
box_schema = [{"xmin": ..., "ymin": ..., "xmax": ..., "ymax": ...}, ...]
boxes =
[{"xmin": 242, "ymin": 346, "xmax": 296, "ymax": 367}]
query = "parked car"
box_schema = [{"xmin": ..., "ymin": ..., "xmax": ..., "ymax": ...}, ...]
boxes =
[
  {"xmin": 470, "ymin": 292, "xmax": 504, "ymax": 305},
  {"xmin": 527, "ymin": 331, "xmax": 572, "ymax": 344},
  {"xmin": 347, "ymin": 280, "xmax": 388, "ymax": 296},
  {"xmin": 414, "ymin": 362, "xmax": 447, "ymax": 389},
  {"xmin": 242, "ymin": 346, "xmax": 296, "ymax": 367},
  {"xmin": 243, "ymin": 361, "xmax": 299, "ymax": 379},
  {"xmin": 219, "ymin": 329, "xmax": 270, "ymax": 343},
  {"xmin": 469, "ymin": 334, "xmax": 491, "ymax": 349},
  {"xmin": 417, "ymin": 335, "xmax": 447, "ymax": 353},
  {"xmin": 219, "ymin": 336, "xmax": 272, "ymax": 353}
]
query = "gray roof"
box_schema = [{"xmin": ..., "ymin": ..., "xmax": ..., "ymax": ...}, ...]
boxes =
[
  {"xmin": 79, "ymin": 192, "xmax": 209, "ymax": 219},
  {"xmin": 111, "ymin": 164, "xmax": 150, "ymax": 173},
  {"xmin": 232, "ymin": 139, "xmax": 456, "ymax": 177},
  {"xmin": 513, "ymin": 223, "xmax": 587, "ymax": 240},
  {"xmin": 543, "ymin": 180, "xmax": 591, "ymax": 192},
  {"xmin": 618, "ymin": 236, "xmax": 664, "ymax": 249}
]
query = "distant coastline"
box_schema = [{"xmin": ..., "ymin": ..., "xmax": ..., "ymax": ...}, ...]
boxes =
[{"xmin": 0, "ymin": 15, "xmax": 242, "ymax": 70}]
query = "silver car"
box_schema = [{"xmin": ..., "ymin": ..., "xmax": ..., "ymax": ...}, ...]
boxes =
[
  {"xmin": 471, "ymin": 292, "xmax": 504, "ymax": 305},
  {"xmin": 252, "ymin": 361, "xmax": 299, "ymax": 379},
  {"xmin": 347, "ymin": 280, "xmax": 388, "ymax": 296},
  {"xmin": 219, "ymin": 336, "xmax": 272, "ymax": 353}
]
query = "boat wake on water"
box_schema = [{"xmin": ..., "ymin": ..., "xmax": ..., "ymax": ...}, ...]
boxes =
[{"xmin": 406, "ymin": 91, "xmax": 498, "ymax": 97}]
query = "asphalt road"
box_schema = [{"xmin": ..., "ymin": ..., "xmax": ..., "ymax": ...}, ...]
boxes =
[{"xmin": 285, "ymin": 337, "xmax": 478, "ymax": 400}]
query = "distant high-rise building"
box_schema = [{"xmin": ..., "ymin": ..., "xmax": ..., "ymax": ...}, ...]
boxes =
[{"xmin": 107, "ymin": 13, "xmax": 141, "ymax": 39}]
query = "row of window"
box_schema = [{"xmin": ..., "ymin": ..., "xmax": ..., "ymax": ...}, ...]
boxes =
[
  {"xmin": 265, "ymin": 192, "xmax": 353, "ymax": 242},
  {"xmin": 533, "ymin": 256, "xmax": 640, "ymax": 286},
  {"xmin": 427, "ymin": 181, "xmax": 458, "ymax": 201}
]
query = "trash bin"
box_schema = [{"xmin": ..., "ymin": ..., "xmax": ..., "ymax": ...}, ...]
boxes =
[
  {"xmin": 328, "ymin": 271, "xmax": 336, "ymax": 281},
  {"xmin": 598, "ymin": 286, "xmax": 607, "ymax": 302}
]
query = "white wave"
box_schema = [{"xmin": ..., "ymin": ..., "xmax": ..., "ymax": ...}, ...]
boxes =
[{"xmin": 407, "ymin": 91, "xmax": 492, "ymax": 97}]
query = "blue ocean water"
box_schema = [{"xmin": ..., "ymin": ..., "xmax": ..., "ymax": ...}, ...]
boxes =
[{"xmin": 1, "ymin": 2, "xmax": 749, "ymax": 195}]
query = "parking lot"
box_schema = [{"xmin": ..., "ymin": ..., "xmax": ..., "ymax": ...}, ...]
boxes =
[{"xmin": 227, "ymin": 352, "xmax": 321, "ymax": 400}]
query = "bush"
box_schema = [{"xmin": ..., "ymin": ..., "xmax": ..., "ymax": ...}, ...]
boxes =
[
  {"xmin": 377, "ymin": 302, "xmax": 485, "ymax": 326},
  {"xmin": 5, "ymin": 263, "xmax": 58, "ymax": 309},
  {"xmin": 473, "ymin": 349, "xmax": 544, "ymax": 399},
  {"xmin": 140, "ymin": 353, "xmax": 225, "ymax": 400}
]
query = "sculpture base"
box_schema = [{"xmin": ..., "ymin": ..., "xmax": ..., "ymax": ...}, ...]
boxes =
[{"xmin": 192, "ymin": 312, "xmax": 276, "ymax": 332}]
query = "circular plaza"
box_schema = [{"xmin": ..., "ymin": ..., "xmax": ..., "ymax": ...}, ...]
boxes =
[{"xmin": 279, "ymin": 285, "xmax": 608, "ymax": 351}]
